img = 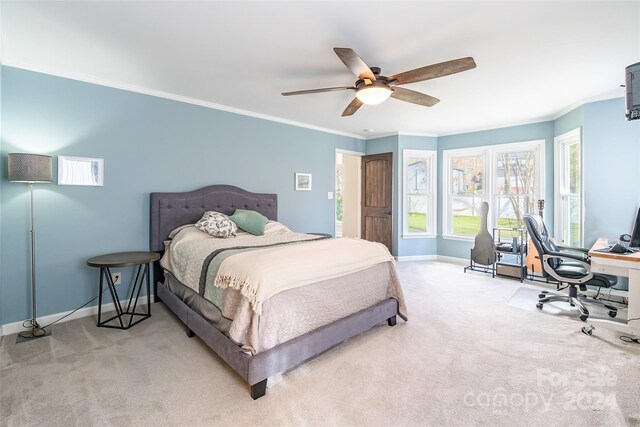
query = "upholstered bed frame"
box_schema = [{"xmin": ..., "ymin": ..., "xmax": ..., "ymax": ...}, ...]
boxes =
[{"xmin": 150, "ymin": 185, "xmax": 398, "ymax": 399}]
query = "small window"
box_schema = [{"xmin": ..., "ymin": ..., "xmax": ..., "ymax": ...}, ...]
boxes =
[
  {"xmin": 554, "ymin": 128, "xmax": 582, "ymax": 246},
  {"xmin": 402, "ymin": 150, "xmax": 436, "ymax": 237},
  {"xmin": 494, "ymin": 147, "xmax": 539, "ymax": 232},
  {"xmin": 448, "ymin": 153, "xmax": 486, "ymax": 236}
]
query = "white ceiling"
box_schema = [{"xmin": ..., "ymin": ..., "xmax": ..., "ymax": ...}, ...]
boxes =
[{"xmin": 2, "ymin": 1, "xmax": 639, "ymax": 138}]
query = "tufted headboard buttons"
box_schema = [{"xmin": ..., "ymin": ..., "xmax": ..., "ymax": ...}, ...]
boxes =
[{"xmin": 150, "ymin": 185, "xmax": 278, "ymax": 252}]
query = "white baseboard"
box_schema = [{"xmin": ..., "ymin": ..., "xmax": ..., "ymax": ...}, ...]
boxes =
[
  {"xmin": 0, "ymin": 296, "xmax": 154, "ymax": 337},
  {"xmin": 397, "ymin": 255, "xmax": 437, "ymax": 262},
  {"xmin": 437, "ymin": 255, "xmax": 469, "ymax": 265}
]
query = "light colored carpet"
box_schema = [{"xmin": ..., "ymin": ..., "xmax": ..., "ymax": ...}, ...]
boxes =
[
  {"xmin": 507, "ymin": 286, "xmax": 627, "ymax": 322},
  {"xmin": 2, "ymin": 261, "xmax": 639, "ymax": 426}
]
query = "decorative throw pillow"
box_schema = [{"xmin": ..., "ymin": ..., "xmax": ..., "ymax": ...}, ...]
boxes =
[
  {"xmin": 229, "ymin": 209, "xmax": 269, "ymax": 236},
  {"xmin": 195, "ymin": 211, "xmax": 237, "ymax": 238}
]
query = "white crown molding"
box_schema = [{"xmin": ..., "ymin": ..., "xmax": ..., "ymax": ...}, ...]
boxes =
[
  {"xmin": 397, "ymin": 131, "xmax": 438, "ymax": 138},
  {"xmin": 3, "ymin": 62, "xmax": 624, "ymax": 142},
  {"xmin": 437, "ymin": 116, "xmax": 556, "ymax": 137},
  {"xmin": 550, "ymin": 100, "xmax": 585, "ymax": 121},
  {"xmin": 431, "ymin": 92, "xmax": 625, "ymax": 137},
  {"xmin": 364, "ymin": 131, "xmax": 438, "ymax": 141},
  {"xmin": 3, "ymin": 61, "xmax": 366, "ymax": 141},
  {"xmin": 550, "ymin": 90, "xmax": 623, "ymax": 120},
  {"xmin": 364, "ymin": 132, "xmax": 400, "ymax": 140}
]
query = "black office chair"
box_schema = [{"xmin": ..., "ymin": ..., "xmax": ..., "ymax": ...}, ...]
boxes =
[{"xmin": 523, "ymin": 214, "xmax": 618, "ymax": 321}]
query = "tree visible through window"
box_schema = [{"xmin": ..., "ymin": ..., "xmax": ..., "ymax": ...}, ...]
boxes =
[
  {"xmin": 495, "ymin": 150, "xmax": 536, "ymax": 230},
  {"xmin": 443, "ymin": 140, "xmax": 543, "ymax": 239},
  {"xmin": 403, "ymin": 150, "xmax": 436, "ymax": 236},
  {"xmin": 451, "ymin": 155, "xmax": 484, "ymax": 236}
]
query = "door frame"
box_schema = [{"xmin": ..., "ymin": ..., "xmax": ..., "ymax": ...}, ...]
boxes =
[
  {"xmin": 360, "ymin": 152, "xmax": 394, "ymax": 253},
  {"xmin": 335, "ymin": 148, "xmax": 365, "ymax": 238}
]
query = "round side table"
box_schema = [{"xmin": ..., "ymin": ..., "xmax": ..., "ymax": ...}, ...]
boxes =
[{"xmin": 87, "ymin": 251, "xmax": 160, "ymax": 330}]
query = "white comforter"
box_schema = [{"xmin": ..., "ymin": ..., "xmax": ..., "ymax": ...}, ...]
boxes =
[
  {"xmin": 160, "ymin": 222, "xmax": 407, "ymax": 354},
  {"xmin": 215, "ymin": 237, "xmax": 396, "ymax": 315}
]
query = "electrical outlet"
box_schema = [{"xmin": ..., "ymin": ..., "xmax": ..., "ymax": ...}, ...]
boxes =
[{"xmin": 111, "ymin": 272, "xmax": 122, "ymax": 285}]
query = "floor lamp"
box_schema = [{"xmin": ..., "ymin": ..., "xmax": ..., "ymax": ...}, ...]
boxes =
[{"xmin": 8, "ymin": 153, "xmax": 53, "ymax": 343}]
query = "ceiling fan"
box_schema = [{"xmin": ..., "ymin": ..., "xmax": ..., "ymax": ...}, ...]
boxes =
[{"xmin": 282, "ymin": 48, "xmax": 476, "ymax": 117}]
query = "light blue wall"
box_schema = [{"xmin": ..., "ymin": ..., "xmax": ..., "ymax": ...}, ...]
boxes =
[
  {"xmin": 436, "ymin": 98, "xmax": 638, "ymax": 261},
  {"xmin": 0, "ymin": 67, "xmax": 363, "ymax": 325},
  {"xmin": 397, "ymin": 135, "xmax": 438, "ymax": 257},
  {"xmin": 364, "ymin": 134, "xmax": 439, "ymax": 258},
  {"xmin": 3, "ymin": 66, "xmax": 637, "ymax": 325},
  {"xmin": 437, "ymin": 121, "xmax": 555, "ymax": 259},
  {"xmin": 554, "ymin": 105, "xmax": 584, "ymax": 137},
  {"xmin": 0, "ymin": 64, "xmax": 3, "ymax": 323},
  {"xmin": 582, "ymin": 98, "xmax": 640, "ymax": 246}
]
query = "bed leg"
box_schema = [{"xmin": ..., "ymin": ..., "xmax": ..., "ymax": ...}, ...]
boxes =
[
  {"xmin": 186, "ymin": 327, "xmax": 195, "ymax": 338},
  {"xmin": 250, "ymin": 379, "xmax": 268, "ymax": 400},
  {"xmin": 387, "ymin": 316, "xmax": 397, "ymax": 326}
]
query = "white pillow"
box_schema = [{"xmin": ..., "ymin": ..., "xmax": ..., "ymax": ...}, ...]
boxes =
[
  {"xmin": 264, "ymin": 221, "xmax": 291, "ymax": 234},
  {"xmin": 195, "ymin": 211, "xmax": 238, "ymax": 238}
]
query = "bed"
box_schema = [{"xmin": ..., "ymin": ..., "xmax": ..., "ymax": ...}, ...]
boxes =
[{"xmin": 150, "ymin": 185, "xmax": 406, "ymax": 399}]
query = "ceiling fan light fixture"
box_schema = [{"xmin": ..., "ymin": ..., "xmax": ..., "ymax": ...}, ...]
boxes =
[{"xmin": 356, "ymin": 86, "xmax": 392, "ymax": 105}]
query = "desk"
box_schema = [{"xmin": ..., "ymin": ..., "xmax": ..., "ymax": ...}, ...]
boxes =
[{"xmin": 588, "ymin": 238, "xmax": 640, "ymax": 335}]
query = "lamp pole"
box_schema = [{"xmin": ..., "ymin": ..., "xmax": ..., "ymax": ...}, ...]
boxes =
[{"xmin": 29, "ymin": 182, "xmax": 44, "ymax": 336}]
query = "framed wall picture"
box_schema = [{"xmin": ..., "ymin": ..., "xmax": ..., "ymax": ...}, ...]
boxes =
[
  {"xmin": 58, "ymin": 156, "xmax": 104, "ymax": 186},
  {"xmin": 295, "ymin": 173, "xmax": 312, "ymax": 191}
]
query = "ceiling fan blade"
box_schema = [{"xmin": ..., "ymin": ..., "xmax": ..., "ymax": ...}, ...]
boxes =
[
  {"xmin": 282, "ymin": 86, "xmax": 355, "ymax": 96},
  {"xmin": 391, "ymin": 87, "xmax": 440, "ymax": 107},
  {"xmin": 390, "ymin": 57, "xmax": 476, "ymax": 85},
  {"xmin": 342, "ymin": 97, "xmax": 364, "ymax": 117},
  {"xmin": 333, "ymin": 48, "xmax": 376, "ymax": 81}
]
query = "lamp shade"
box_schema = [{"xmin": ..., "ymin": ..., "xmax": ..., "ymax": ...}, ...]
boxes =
[{"xmin": 8, "ymin": 153, "xmax": 53, "ymax": 183}]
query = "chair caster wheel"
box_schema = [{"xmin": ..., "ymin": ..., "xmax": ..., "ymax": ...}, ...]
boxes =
[
  {"xmin": 608, "ymin": 310, "xmax": 617, "ymax": 318},
  {"xmin": 536, "ymin": 303, "xmax": 543, "ymax": 310},
  {"xmin": 538, "ymin": 294, "xmax": 546, "ymax": 299},
  {"xmin": 579, "ymin": 314, "xmax": 588, "ymax": 322},
  {"xmin": 604, "ymin": 304, "xmax": 617, "ymax": 311},
  {"xmin": 582, "ymin": 325, "xmax": 594, "ymax": 336}
]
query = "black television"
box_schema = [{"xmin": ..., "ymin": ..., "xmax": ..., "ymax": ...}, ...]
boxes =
[
  {"xmin": 626, "ymin": 62, "xmax": 640, "ymax": 121},
  {"xmin": 631, "ymin": 207, "xmax": 640, "ymax": 248}
]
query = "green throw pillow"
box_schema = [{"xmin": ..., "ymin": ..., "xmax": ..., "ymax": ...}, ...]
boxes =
[{"xmin": 230, "ymin": 209, "xmax": 269, "ymax": 236}]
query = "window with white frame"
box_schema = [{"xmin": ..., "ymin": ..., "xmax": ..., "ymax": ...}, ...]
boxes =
[
  {"xmin": 443, "ymin": 140, "xmax": 544, "ymax": 239},
  {"xmin": 446, "ymin": 151, "xmax": 486, "ymax": 236},
  {"xmin": 554, "ymin": 128, "xmax": 582, "ymax": 247},
  {"xmin": 402, "ymin": 150, "xmax": 436, "ymax": 237},
  {"xmin": 493, "ymin": 145, "xmax": 539, "ymax": 231}
]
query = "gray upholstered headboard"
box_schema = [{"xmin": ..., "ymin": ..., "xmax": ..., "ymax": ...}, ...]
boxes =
[{"xmin": 150, "ymin": 185, "xmax": 278, "ymax": 252}]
